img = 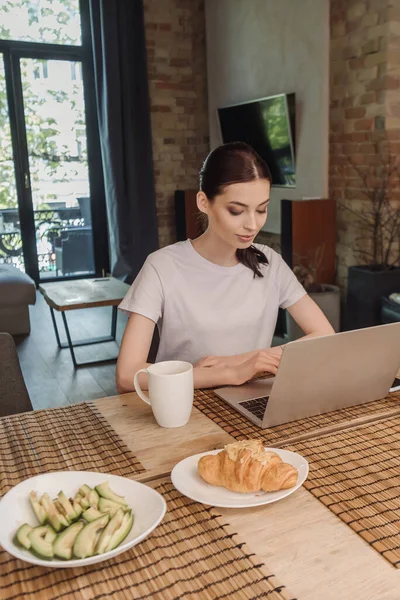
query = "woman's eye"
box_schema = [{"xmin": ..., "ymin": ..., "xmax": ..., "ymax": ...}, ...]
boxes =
[
  {"xmin": 257, "ymin": 210, "xmax": 267, "ymax": 215},
  {"xmin": 228, "ymin": 209, "xmax": 243, "ymax": 216}
]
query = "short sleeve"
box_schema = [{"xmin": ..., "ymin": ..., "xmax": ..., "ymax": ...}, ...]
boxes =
[
  {"xmin": 118, "ymin": 258, "xmax": 164, "ymax": 323},
  {"xmin": 276, "ymin": 255, "xmax": 307, "ymax": 309}
]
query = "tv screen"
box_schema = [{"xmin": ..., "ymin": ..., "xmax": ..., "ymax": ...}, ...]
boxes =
[{"xmin": 217, "ymin": 93, "xmax": 296, "ymax": 188}]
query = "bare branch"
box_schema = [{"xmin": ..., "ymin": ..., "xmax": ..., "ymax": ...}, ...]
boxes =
[{"xmin": 339, "ymin": 135, "xmax": 400, "ymax": 266}]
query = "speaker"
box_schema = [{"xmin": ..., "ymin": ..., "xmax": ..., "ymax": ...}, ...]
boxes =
[
  {"xmin": 174, "ymin": 190, "xmax": 203, "ymax": 241},
  {"xmin": 281, "ymin": 199, "xmax": 336, "ymax": 284}
]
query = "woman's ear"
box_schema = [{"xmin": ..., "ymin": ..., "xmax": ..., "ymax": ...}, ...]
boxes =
[{"xmin": 196, "ymin": 191, "xmax": 209, "ymax": 215}]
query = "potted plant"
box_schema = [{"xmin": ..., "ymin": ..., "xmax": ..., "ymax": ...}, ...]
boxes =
[
  {"xmin": 286, "ymin": 246, "xmax": 341, "ymax": 341},
  {"xmin": 339, "ymin": 135, "xmax": 400, "ymax": 329}
]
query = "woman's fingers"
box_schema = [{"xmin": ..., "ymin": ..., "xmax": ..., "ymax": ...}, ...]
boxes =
[
  {"xmin": 267, "ymin": 346, "xmax": 283, "ymax": 358},
  {"xmin": 195, "ymin": 356, "xmax": 222, "ymax": 368},
  {"xmin": 251, "ymin": 351, "xmax": 281, "ymax": 374},
  {"xmin": 255, "ymin": 352, "xmax": 280, "ymax": 370},
  {"xmin": 235, "ymin": 353, "xmax": 279, "ymax": 384},
  {"xmin": 255, "ymin": 361, "xmax": 278, "ymax": 375}
]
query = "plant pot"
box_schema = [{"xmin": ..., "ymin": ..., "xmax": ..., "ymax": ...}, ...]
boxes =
[
  {"xmin": 286, "ymin": 284, "xmax": 341, "ymax": 341},
  {"xmin": 346, "ymin": 265, "xmax": 400, "ymax": 330}
]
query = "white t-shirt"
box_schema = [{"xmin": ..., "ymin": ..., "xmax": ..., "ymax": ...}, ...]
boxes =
[{"xmin": 119, "ymin": 240, "xmax": 306, "ymax": 364}]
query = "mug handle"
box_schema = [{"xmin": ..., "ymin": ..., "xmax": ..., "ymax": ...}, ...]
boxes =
[{"xmin": 133, "ymin": 369, "xmax": 151, "ymax": 405}]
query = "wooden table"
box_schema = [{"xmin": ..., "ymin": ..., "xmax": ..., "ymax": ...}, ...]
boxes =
[
  {"xmin": 39, "ymin": 277, "xmax": 129, "ymax": 368},
  {"xmin": 96, "ymin": 392, "xmax": 400, "ymax": 600}
]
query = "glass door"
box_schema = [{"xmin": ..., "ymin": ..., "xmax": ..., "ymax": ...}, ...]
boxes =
[
  {"xmin": 0, "ymin": 54, "xmax": 24, "ymax": 271},
  {"xmin": 20, "ymin": 57, "xmax": 94, "ymax": 279},
  {"xmin": 0, "ymin": 0, "xmax": 108, "ymax": 284}
]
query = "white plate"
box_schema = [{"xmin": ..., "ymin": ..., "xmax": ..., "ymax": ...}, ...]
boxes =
[
  {"xmin": 171, "ymin": 447, "xmax": 309, "ymax": 508},
  {"xmin": 0, "ymin": 471, "xmax": 166, "ymax": 568}
]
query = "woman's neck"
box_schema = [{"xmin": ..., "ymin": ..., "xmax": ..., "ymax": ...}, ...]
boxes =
[{"xmin": 190, "ymin": 230, "xmax": 239, "ymax": 267}]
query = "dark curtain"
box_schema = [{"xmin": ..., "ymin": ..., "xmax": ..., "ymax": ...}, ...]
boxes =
[{"xmin": 89, "ymin": 0, "xmax": 159, "ymax": 283}]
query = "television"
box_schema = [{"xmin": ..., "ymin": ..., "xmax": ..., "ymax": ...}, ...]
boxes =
[{"xmin": 217, "ymin": 93, "xmax": 296, "ymax": 188}]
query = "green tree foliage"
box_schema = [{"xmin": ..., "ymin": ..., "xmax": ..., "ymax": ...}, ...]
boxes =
[
  {"xmin": 0, "ymin": 0, "xmax": 84, "ymax": 210},
  {"xmin": 0, "ymin": 57, "xmax": 16, "ymax": 209},
  {"xmin": 0, "ymin": 0, "xmax": 79, "ymax": 45}
]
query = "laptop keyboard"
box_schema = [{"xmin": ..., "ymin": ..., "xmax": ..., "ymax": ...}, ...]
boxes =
[{"xmin": 238, "ymin": 396, "xmax": 269, "ymax": 420}]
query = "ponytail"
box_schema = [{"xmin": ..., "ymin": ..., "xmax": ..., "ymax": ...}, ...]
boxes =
[{"xmin": 236, "ymin": 245, "xmax": 268, "ymax": 278}]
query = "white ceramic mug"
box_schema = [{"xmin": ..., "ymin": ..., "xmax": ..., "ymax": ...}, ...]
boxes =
[{"xmin": 133, "ymin": 361, "xmax": 194, "ymax": 428}]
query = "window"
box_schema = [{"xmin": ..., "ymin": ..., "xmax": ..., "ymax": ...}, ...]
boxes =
[
  {"xmin": 0, "ymin": 0, "xmax": 107, "ymax": 283},
  {"xmin": 0, "ymin": 0, "xmax": 82, "ymax": 46}
]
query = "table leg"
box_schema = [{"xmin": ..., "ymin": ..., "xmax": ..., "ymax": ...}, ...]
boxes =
[
  {"xmin": 50, "ymin": 307, "xmax": 62, "ymax": 349},
  {"xmin": 56, "ymin": 307, "xmax": 120, "ymax": 369},
  {"xmin": 111, "ymin": 305, "xmax": 117, "ymax": 340},
  {"xmin": 61, "ymin": 311, "xmax": 78, "ymax": 369}
]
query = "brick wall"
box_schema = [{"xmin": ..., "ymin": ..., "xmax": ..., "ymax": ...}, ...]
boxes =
[
  {"xmin": 330, "ymin": 0, "xmax": 400, "ymax": 288},
  {"xmin": 143, "ymin": 0, "xmax": 400, "ymax": 266},
  {"xmin": 143, "ymin": 0, "xmax": 209, "ymax": 248}
]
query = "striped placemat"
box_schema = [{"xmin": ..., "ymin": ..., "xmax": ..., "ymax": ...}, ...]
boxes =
[
  {"xmin": 193, "ymin": 388, "xmax": 400, "ymax": 445},
  {"xmin": 0, "ymin": 480, "xmax": 294, "ymax": 600},
  {"xmin": 286, "ymin": 414, "xmax": 400, "ymax": 567},
  {"xmin": 0, "ymin": 402, "xmax": 144, "ymax": 496}
]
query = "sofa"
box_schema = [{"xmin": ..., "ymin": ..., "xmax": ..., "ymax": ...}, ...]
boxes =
[{"xmin": 0, "ymin": 265, "xmax": 36, "ymax": 335}]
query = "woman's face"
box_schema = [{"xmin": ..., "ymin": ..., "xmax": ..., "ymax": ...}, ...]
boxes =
[{"xmin": 200, "ymin": 179, "xmax": 270, "ymax": 249}]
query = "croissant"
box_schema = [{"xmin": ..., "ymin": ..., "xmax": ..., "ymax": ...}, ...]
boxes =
[{"xmin": 198, "ymin": 440, "xmax": 298, "ymax": 493}]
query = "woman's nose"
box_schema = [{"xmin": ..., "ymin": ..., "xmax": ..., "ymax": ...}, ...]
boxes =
[{"xmin": 244, "ymin": 214, "xmax": 257, "ymax": 231}]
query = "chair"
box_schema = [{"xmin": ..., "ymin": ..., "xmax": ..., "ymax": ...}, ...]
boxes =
[
  {"xmin": 77, "ymin": 196, "xmax": 92, "ymax": 227},
  {"xmin": 0, "ymin": 333, "xmax": 33, "ymax": 416},
  {"xmin": 54, "ymin": 226, "xmax": 95, "ymax": 275}
]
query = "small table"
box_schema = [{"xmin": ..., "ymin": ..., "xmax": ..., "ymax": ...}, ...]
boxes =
[{"xmin": 39, "ymin": 277, "xmax": 130, "ymax": 368}]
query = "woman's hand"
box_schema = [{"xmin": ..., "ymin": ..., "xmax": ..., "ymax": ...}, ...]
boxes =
[
  {"xmin": 195, "ymin": 355, "xmax": 239, "ymax": 368},
  {"xmin": 227, "ymin": 348, "xmax": 283, "ymax": 386},
  {"xmin": 195, "ymin": 347, "xmax": 284, "ymax": 370}
]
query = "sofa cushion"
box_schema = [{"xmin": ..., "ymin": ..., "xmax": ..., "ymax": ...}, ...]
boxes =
[{"xmin": 0, "ymin": 265, "xmax": 36, "ymax": 307}]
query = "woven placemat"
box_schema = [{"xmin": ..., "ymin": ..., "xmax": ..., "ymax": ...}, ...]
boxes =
[
  {"xmin": 286, "ymin": 414, "xmax": 400, "ymax": 567},
  {"xmin": 0, "ymin": 402, "xmax": 144, "ymax": 496},
  {"xmin": 194, "ymin": 388, "xmax": 400, "ymax": 445},
  {"xmin": 0, "ymin": 480, "xmax": 294, "ymax": 600}
]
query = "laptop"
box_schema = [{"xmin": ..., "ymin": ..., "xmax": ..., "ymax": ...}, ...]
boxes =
[{"xmin": 214, "ymin": 322, "xmax": 400, "ymax": 429}]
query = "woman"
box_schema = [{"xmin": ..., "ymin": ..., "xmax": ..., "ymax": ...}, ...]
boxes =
[{"xmin": 116, "ymin": 142, "xmax": 334, "ymax": 393}]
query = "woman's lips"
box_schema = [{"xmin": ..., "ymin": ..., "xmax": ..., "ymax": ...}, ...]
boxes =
[{"xmin": 237, "ymin": 234, "xmax": 255, "ymax": 242}]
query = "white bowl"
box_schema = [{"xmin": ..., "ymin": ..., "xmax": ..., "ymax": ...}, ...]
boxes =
[{"xmin": 0, "ymin": 471, "xmax": 166, "ymax": 568}]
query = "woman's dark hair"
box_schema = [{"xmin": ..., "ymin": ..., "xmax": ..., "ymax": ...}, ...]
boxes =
[{"xmin": 199, "ymin": 141, "xmax": 272, "ymax": 277}]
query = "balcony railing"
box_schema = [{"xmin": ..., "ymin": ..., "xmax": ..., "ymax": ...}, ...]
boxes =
[{"xmin": 0, "ymin": 206, "xmax": 85, "ymax": 273}]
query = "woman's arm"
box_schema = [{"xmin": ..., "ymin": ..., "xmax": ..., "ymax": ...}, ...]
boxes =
[
  {"xmin": 194, "ymin": 349, "xmax": 281, "ymax": 388},
  {"xmin": 195, "ymin": 347, "xmax": 282, "ymax": 369},
  {"xmin": 195, "ymin": 295, "xmax": 334, "ymax": 372},
  {"xmin": 116, "ymin": 313, "xmax": 156, "ymax": 394},
  {"xmin": 116, "ymin": 313, "xmax": 239, "ymax": 393},
  {"xmin": 286, "ymin": 294, "xmax": 335, "ymax": 339},
  {"xmin": 116, "ymin": 313, "xmax": 281, "ymax": 393}
]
